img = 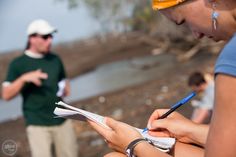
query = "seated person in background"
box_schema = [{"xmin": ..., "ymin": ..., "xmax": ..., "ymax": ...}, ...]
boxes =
[{"xmin": 188, "ymin": 72, "xmax": 214, "ymax": 124}]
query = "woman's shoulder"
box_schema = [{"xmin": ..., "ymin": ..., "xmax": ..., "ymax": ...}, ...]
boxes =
[
  {"xmin": 215, "ymin": 34, "xmax": 236, "ymax": 77},
  {"xmin": 219, "ymin": 34, "xmax": 236, "ymax": 58}
]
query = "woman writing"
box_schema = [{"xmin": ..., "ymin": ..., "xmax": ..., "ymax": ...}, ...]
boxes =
[{"xmin": 89, "ymin": 0, "xmax": 236, "ymax": 157}]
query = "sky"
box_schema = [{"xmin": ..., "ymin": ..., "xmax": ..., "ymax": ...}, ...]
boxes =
[{"xmin": 0, "ymin": 0, "xmax": 101, "ymax": 53}]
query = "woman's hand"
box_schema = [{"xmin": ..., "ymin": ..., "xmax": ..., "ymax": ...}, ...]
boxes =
[
  {"xmin": 88, "ymin": 117, "xmax": 142, "ymax": 153},
  {"xmin": 147, "ymin": 109, "xmax": 208, "ymax": 146}
]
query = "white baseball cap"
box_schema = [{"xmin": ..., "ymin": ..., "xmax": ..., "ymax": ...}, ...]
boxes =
[{"xmin": 27, "ymin": 19, "xmax": 57, "ymax": 36}]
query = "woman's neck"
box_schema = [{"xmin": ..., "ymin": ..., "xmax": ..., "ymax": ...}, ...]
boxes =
[
  {"xmin": 219, "ymin": 0, "xmax": 236, "ymax": 39},
  {"xmin": 230, "ymin": 7, "xmax": 236, "ymax": 35},
  {"xmin": 232, "ymin": 7, "xmax": 236, "ymax": 24}
]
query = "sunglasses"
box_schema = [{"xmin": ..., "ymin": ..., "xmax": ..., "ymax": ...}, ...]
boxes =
[
  {"xmin": 39, "ymin": 34, "xmax": 53, "ymax": 40},
  {"xmin": 31, "ymin": 34, "xmax": 53, "ymax": 40}
]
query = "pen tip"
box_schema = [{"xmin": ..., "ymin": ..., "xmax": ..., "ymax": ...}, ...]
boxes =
[{"xmin": 142, "ymin": 128, "xmax": 148, "ymax": 133}]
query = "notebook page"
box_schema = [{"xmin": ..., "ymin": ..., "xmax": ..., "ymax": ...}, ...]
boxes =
[
  {"xmin": 54, "ymin": 102, "xmax": 110, "ymax": 129},
  {"xmin": 54, "ymin": 101, "xmax": 175, "ymax": 151}
]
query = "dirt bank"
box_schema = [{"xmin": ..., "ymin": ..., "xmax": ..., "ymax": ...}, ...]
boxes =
[{"xmin": 0, "ymin": 47, "xmax": 217, "ymax": 156}]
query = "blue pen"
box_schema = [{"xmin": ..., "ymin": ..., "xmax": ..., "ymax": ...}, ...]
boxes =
[{"xmin": 142, "ymin": 91, "xmax": 196, "ymax": 133}]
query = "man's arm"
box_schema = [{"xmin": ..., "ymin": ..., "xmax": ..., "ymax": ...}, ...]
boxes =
[
  {"xmin": 2, "ymin": 69, "xmax": 48, "ymax": 100},
  {"xmin": 191, "ymin": 108, "xmax": 210, "ymax": 123},
  {"xmin": 205, "ymin": 74, "xmax": 236, "ymax": 157},
  {"xmin": 63, "ymin": 79, "xmax": 70, "ymax": 97},
  {"xmin": 2, "ymin": 77, "xmax": 26, "ymax": 100}
]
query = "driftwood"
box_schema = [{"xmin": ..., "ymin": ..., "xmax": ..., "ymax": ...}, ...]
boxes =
[
  {"xmin": 177, "ymin": 42, "xmax": 204, "ymax": 62},
  {"xmin": 137, "ymin": 34, "xmax": 224, "ymax": 62},
  {"xmin": 177, "ymin": 39, "xmax": 225, "ymax": 62},
  {"xmin": 138, "ymin": 35, "xmax": 171, "ymax": 55}
]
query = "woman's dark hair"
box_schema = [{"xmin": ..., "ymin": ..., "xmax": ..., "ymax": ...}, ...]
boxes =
[{"xmin": 188, "ymin": 72, "xmax": 206, "ymax": 86}]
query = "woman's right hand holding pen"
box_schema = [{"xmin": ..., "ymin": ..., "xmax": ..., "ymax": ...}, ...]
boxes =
[{"xmin": 147, "ymin": 109, "xmax": 209, "ymax": 147}]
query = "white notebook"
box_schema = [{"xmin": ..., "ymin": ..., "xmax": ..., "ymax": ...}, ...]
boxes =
[{"xmin": 54, "ymin": 101, "xmax": 176, "ymax": 152}]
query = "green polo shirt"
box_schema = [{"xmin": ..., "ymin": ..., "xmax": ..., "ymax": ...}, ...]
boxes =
[{"xmin": 5, "ymin": 52, "xmax": 66, "ymax": 126}]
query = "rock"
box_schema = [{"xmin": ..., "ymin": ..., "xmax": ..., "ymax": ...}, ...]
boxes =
[
  {"xmin": 161, "ymin": 86, "xmax": 168, "ymax": 93},
  {"xmin": 111, "ymin": 109, "xmax": 123, "ymax": 120},
  {"xmin": 145, "ymin": 99, "xmax": 152, "ymax": 106},
  {"xmin": 156, "ymin": 95, "xmax": 164, "ymax": 101},
  {"xmin": 90, "ymin": 139, "xmax": 104, "ymax": 147},
  {"xmin": 98, "ymin": 96, "xmax": 106, "ymax": 103},
  {"xmin": 79, "ymin": 131, "xmax": 98, "ymax": 138}
]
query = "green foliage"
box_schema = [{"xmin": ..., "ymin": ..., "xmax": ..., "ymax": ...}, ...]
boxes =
[
  {"xmin": 55, "ymin": 0, "xmax": 79, "ymax": 9},
  {"xmin": 57, "ymin": 0, "xmax": 190, "ymax": 37},
  {"xmin": 84, "ymin": 0, "xmax": 166, "ymax": 34},
  {"xmin": 129, "ymin": 4, "xmax": 157, "ymax": 32},
  {"xmin": 59, "ymin": 0, "xmax": 157, "ymax": 32}
]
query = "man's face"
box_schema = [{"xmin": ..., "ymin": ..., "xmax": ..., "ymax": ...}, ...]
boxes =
[
  {"xmin": 30, "ymin": 34, "xmax": 53, "ymax": 54},
  {"xmin": 191, "ymin": 84, "xmax": 205, "ymax": 93}
]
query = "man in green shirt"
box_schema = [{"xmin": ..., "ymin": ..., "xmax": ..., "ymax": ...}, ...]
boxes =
[{"xmin": 2, "ymin": 19, "xmax": 78, "ymax": 157}]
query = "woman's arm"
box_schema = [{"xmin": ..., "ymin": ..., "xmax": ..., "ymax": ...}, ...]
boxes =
[
  {"xmin": 205, "ymin": 74, "xmax": 236, "ymax": 157},
  {"xmin": 148, "ymin": 109, "xmax": 209, "ymax": 146},
  {"xmin": 88, "ymin": 117, "xmax": 172, "ymax": 157},
  {"xmin": 89, "ymin": 117, "xmax": 205, "ymax": 157},
  {"xmin": 104, "ymin": 141, "xmax": 205, "ymax": 157}
]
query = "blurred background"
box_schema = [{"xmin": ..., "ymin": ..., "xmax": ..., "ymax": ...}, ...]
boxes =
[{"xmin": 0, "ymin": 0, "xmax": 224, "ymax": 156}]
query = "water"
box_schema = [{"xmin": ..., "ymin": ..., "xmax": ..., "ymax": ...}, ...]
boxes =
[
  {"xmin": 0, "ymin": 54, "xmax": 175, "ymax": 122},
  {"xmin": 0, "ymin": 0, "xmax": 170, "ymax": 123}
]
